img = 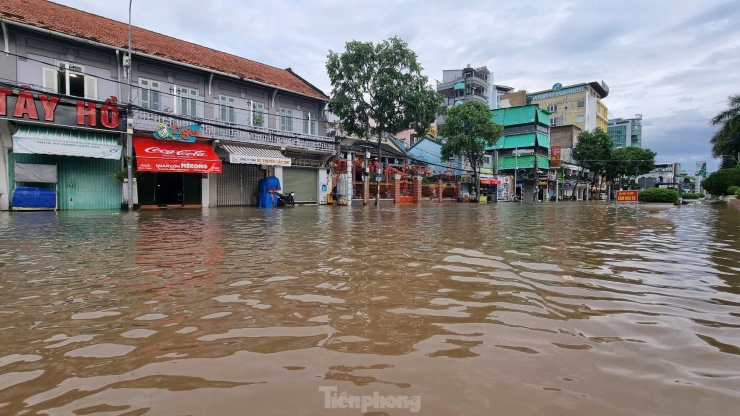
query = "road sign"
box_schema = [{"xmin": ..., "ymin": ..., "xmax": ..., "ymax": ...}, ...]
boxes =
[{"xmin": 616, "ymin": 190, "xmax": 638, "ymax": 202}]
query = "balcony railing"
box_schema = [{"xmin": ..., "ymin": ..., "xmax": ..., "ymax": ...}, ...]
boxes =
[{"xmin": 133, "ymin": 111, "xmax": 336, "ymax": 153}]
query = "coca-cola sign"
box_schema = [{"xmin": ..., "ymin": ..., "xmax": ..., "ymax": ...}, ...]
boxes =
[
  {"xmin": 133, "ymin": 137, "xmax": 222, "ymax": 174},
  {"xmin": 144, "ymin": 146, "xmax": 207, "ymax": 157}
]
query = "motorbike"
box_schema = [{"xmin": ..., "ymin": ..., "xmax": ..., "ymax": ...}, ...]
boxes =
[{"xmin": 277, "ymin": 192, "xmax": 295, "ymax": 207}]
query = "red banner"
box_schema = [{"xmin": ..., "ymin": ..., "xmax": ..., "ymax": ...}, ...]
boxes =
[
  {"xmin": 134, "ymin": 137, "xmax": 222, "ymax": 173},
  {"xmin": 616, "ymin": 190, "xmax": 638, "ymax": 202},
  {"xmin": 550, "ymin": 146, "xmax": 561, "ymax": 168}
]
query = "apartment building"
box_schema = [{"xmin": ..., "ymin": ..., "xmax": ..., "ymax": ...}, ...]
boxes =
[
  {"xmin": 527, "ymin": 81, "xmax": 610, "ymax": 131},
  {"xmin": 608, "ymin": 114, "xmax": 643, "ymax": 148}
]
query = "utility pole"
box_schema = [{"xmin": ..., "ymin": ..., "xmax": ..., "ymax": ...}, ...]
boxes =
[{"xmin": 125, "ymin": 0, "xmax": 134, "ymax": 211}]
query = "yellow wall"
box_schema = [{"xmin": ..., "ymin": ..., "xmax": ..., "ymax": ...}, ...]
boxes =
[
  {"xmin": 529, "ymin": 90, "xmax": 589, "ymax": 131},
  {"xmin": 597, "ymin": 101, "xmax": 609, "ymax": 131}
]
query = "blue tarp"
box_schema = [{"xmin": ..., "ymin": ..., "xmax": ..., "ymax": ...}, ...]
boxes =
[
  {"xmin": 257, "ymin": 176, "xmax": 282, "ymax": 208},
  {"xmin": 12, "ymin": 187, "xmax": 56, "ymax": 208}
]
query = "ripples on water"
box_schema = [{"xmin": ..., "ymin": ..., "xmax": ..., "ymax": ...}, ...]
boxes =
[{"xmin": 0, "ymin": 202, "xmax": 738, "ymax": 415}]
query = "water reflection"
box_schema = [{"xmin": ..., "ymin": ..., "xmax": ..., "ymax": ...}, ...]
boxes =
[{"xmin": 0, "ymin": 203, "xmax": 738, "ymax": 415}]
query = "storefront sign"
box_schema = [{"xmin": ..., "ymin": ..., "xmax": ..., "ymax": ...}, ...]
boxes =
[
  {"xmin": 153, "ymin": 122, "xmax": 200, "ymax": 142},
  {"xmin": 695, "ymin": 161, "xmax": 707, "ymax": 178},
  {"xmin": 616, "ymin": 190, "xmax": 638, "ymax": 202},
  {"xmin": 550, "ymin": 146, "xmax": 561, "ymax": 168},
  {"xmin": 134, "ymin": 137, "xmax": 222, "ymax": 174},
  {"xmin": 13, "ymin": 136, "xmax": 122, "ymax": 159},
  {"xmin": 229, "ymin": 154, "xmax": 291, "ymax": 166},
  {"xmin": 0, "ymin": 89, "xmax": 125, "ymax": 131}
]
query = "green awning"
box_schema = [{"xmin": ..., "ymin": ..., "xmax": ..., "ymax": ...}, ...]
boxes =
[
  {"xmin": 504, "ymin": 133, "xmax": 536, "ymax": 149},
  {"xmin": 497, "ymin": 155, "xmax": 534, "ymax": 170},
  {"xmin": 454, "ymin": 82, "xmax": 465, "ymax": 90},
  {"xmin": 537, "ymin": 109, "xmax": 550, "ymax": 126},
  {"xmin": 536, "ymin": 132, "xmax": 550, "ymax": 148},
  {"xmin": 536, "ymin": 155, "xmax": 550, "ymax": 170}
]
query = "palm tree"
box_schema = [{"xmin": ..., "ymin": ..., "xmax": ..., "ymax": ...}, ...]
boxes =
[{"xmin": 710, "ymin": 94, "xmax": 740, "ymax": 168}]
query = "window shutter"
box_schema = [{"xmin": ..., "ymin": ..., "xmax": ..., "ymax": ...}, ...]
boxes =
[
  {"xmin": 42, "ymin": 67, "xmax": 58, "ymax": 93},
  {"xmin": 84, "ymin": 76, "xmax": 97, "ymax": 100}
]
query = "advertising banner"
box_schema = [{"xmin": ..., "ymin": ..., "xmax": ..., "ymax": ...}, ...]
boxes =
[
  {"xmin": 134, "ymin": 137, "xmax": 222, "ymax": 174},
  {"xmin": 13, "ymin": 136, "xmax": 122, "ymax": 159},
  {"xmin": 550, "ymin": 146, "xmax": 561, "ymax": 168}
]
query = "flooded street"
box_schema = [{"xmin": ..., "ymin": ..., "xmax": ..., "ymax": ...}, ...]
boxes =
[{"xmin": 0, "ymin": 202, "xmax": 739, "ymax": 415}]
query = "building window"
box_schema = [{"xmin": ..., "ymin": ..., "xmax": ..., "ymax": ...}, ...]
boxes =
[
  {"xmin": 43, "ymin": 63, "xmax": 97, "ymax": 99},
  {"xmin": 550, "ymin": 117, "xmax": 558, "ymax": 127},
  {"xmin": 577, "ymin": 115, "xmax": 585, "ymax": 123},
  {"xmin": 139, "ymin": 78, "xmax": 161, "ymax": 111},
  {"xmin": 218, "ymin": 94, "xmax": 236, "ymax": 123},
  {"xmin": 547, "ymin": 104, "xmax": 557, "ymax": 112},
  {"xmin": 280, "ymin": 108, "xmax": 293, "ymax": 132},
  {"xmin": 577, "ymin": 99, "xmax": 585, "ymax": 107},
  {"xmin": 303, "ymin": 111, "xmax": 316, "ymax": 135},
  {"xmin": 250, "ymin": 102, "xmax": 266, "ymax": 127},
  {"xmin": 175, "ymin": 86, "xmax": 198, "ymax": 117}
]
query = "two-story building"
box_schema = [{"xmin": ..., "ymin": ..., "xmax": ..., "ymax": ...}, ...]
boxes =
[{"xmin": 0, "ymin": 0, "xmax": 333, "ymax": 211}]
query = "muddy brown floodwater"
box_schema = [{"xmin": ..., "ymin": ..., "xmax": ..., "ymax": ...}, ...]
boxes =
[{"xmin": 0, "ymin": 202, "xmax": 739, "ymax": 415}]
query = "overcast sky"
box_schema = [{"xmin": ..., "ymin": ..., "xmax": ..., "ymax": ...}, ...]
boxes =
[{"xmin": 52, "ymin": 0, "xmax": 740, "ymax": 173}]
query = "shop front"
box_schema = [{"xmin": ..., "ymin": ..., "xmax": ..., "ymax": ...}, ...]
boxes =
[
  {"xmin": 133, "ymin": 137, "xmax": 221, "ymax": 208},
  {"xmin": 1, "ymin": 88, "xmax": 126, "ymax": 211},
  {"xmin": 217, "ymin": 145, "xmax": 290, "ymax": 206}
]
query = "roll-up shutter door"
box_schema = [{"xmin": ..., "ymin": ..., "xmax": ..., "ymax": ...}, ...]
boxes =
[
  {"xmin": 218, "ymin": 163, "xmax": 264, "ymax": 206},
  {"xmin": 283, "ymin": 167, "xmax": 317, "ymax": 203}
]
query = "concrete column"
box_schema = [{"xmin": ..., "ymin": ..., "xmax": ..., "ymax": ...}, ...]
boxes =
[
  {"xmin": 454, "ymin": 182, "xmax": 461, "ymax": 201},
  {"xmin": 411, "ymin": 176, "xmax": 423, "ymax": 203},
  {"xmin": 391, "ymin": 174, "xmax": 401, "ymax": 203},
  {"xmin": 363, "ymin": 178, "xmax": 369, "ymax": 205},
  {"xmin": 437, "ymin": 180, "xmax": 444, "ymax": 203}
]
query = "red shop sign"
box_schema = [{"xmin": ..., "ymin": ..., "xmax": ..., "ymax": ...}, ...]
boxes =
[{"xmin": 133, "ymin": 137, "xmax": 222, "ymax": 174}]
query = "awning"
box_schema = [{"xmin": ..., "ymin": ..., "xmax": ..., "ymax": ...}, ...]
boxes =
[
  {"xmin": 12, "ymin": 125, "xmax": 122, "ymax": 159},
  {"xmin": 454, "ymin": 82, "xmax": 465, "ymax": 90},
  {"xmin": 134, "ymin": 137, "xmax": 222, "ymax": 174},
  {"xmin": 222, "ymin": 145, "xmax": 291, "ymax": 166}
]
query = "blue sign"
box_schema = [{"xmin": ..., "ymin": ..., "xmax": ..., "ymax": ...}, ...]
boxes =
[
  {"xmin": 552, "ymin": 83, "xmax": 563, "ymax": 91},
  {"xmin": 321, "ymin": 184, "xmax": 327, "ymax": 192}
]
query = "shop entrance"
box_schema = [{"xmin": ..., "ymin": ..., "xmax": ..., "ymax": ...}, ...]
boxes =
[{"xmin": 138, "ymin": 172, "xmax": 202, "ymax": 207}]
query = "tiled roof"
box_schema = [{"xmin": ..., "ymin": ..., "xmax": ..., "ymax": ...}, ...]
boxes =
[{"xmin": 0, "ymin": 0, "xmax": 329, "ymax": 101}]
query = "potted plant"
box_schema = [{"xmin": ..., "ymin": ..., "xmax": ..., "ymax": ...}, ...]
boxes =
[
  {"xmin": 111, "ymin": 169, "xmax": 142, "ymax": 209},
  {"xmin": 638, "ymin": 188, "xmax": 678, "ymax": 214}
]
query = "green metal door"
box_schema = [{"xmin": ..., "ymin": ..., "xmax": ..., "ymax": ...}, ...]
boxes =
[
  {"xmin": 9, "ymin": 153, "xmax": 120, "ymax": 210},
  {"xmin": 283, "ymin": 167, "xmax": 317, "ymax": 203}
]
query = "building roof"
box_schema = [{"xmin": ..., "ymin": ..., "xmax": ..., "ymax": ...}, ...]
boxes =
[
  {"xmin": 528, "ymin": 81, "xmax": 609, "ymax": 99},
  {"xmin": 0, "ymin": 0, "xmax": 329, "ymax": 101}
]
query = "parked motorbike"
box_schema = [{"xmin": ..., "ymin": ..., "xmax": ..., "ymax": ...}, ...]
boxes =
[{"xmin": 277, "ymin": 192, "xmax": 295, "ymax": 207}]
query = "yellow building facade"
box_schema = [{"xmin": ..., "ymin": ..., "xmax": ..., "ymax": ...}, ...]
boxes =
[{"xmin": 527, "ymin": 82, "xmax": 609, "ymax": 132}]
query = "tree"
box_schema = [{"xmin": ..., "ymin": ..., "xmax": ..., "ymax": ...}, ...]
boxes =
[
  {"xmin": 608, "ymin": 146, "xmax": 656, "ymax": 189},
  {"xmin": 710, "ymin": 94, "xmax": 740, "ymax": 168},
  {"xmin": 701, "ymin": 166, "xmax": 740, "ymax": 196},
  {"xmin": 439, "ymin": 101, "xmax": 502, "ymax": 199},
  {"xmin": 572, "ymin": 128, "xmax": 613, "ymax": 198},
  {"xmin": 326, "ymin": 37, "xmax": 443, "ymax": 202}
]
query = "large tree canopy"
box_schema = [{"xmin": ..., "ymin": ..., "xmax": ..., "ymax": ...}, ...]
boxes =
[
  {"xmin": 608, "ymin": 146, "xmax": 656, "ymax": 188},
  {"xmin": 439, "ymin": 100, "xmax": 502, "ymax": 186},
  {"xmin": 326, "ymin": 37, "xmax": 442, "ymax": 145},
  {"xmin": 573, "ymin": 128, "xmax": 613, "ymax": 180},
  {"xmin": 710, "ymin": 94, "xmax": 740, "ymax": 168}
]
